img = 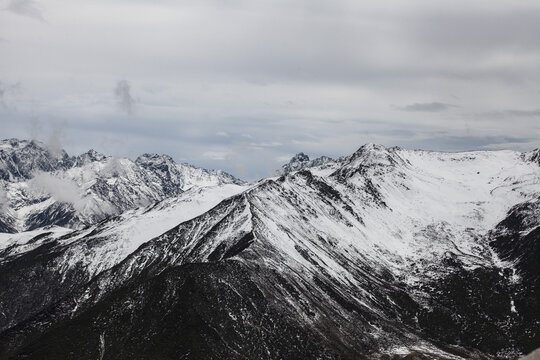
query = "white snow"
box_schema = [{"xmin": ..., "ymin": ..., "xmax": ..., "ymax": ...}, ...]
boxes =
[
  {"xmin": 56, "ymin": 184, "xmax": 249, "ymax": 277},
  {"xmin": 245, "ymin": 147, "xmax": 540, "ymax": 291},
  {"xmin": 0, "ymin": 225, "xmax": 73, "ymax": 256}
]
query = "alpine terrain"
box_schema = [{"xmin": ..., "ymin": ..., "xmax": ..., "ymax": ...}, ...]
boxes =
[{"xmin": 0, "ymin": 140, "xmax": 539, "ymax": 359}]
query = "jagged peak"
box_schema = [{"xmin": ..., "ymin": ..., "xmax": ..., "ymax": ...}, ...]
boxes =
[
  {"xmin": 80, "ymin": 149, "xmax": 105, "ymax": 160},
  {"xmin": 277, "ymin": 152, "xmax": 334, "ymax": 176},
  {"xmin": 0, "ymin": 138, "xmax": 72, "ymax": 162},
  {"xmin": 289, "ymin": 152, "xmax": 310, "ymax": 163},
  {"xmin": 351, "ymin": 143, "xmax": 389, "ymax": 156},
  {"xmin": 1, "ymin": 138, "xmax": 47, "ymax": 152},
  {"xmin": 135, "ymin": 153, "xmax": 175, "ymax": 165},
  {"xmin": 348, "ymin": 143, "xmax": 400, "ymax": 162},
  {"xmin": 525, "ymin": 148, "xmax": 540, "ymax": 165},
  {"xmin": 327, "ymin": 144, "xmax": 406, "ymax": 182}
]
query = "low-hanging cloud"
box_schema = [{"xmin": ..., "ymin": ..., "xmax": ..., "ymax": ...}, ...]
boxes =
[
  {"xmin": 392, "ymin": 102, "xmax": 456, "ymax": 112},
  {"xmin": 6, "ymin": 0, "xmax": 45, "ymax": 21},
  {"xmin": 25, "ymin": 118, "xmax": 68, "ymax": 156},
  {"xmin": 46, "ymin": 121, "xmax": 67, "ymax": 156},
  {"xmin": 29, "ymin": 172, "xmax": 87, "ymax": 212},
  {"xmin": 114, "ymin": 80, "xmax": 136, "ymax": 115},
  {"xmin": 0, "ymin": 81, "xmax": 21, "ymax": 109},
  {"xmin": 102, "ymin": 157, "xmax": 124, "ymax": 177}
]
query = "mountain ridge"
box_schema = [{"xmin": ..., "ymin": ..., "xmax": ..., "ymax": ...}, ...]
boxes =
[{"xmin": 0, "ymin": 143, "xmax": 539, "ymax": 359}]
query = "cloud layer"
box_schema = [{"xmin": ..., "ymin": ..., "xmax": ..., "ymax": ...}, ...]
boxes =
[
  {"xmin": 6, "ymin": 0, "xmax": 45, "ymax": 21},
  {"xmin": 1, "ymin": 0, "xmax": 540, "ymax": 179},
  {"xmin": 393, "ymin": 102, "xmax": 456, "ymax": 113},
  {"xmin": 29, "ymin": 173, "xmax": 87, "ymax": 212}
]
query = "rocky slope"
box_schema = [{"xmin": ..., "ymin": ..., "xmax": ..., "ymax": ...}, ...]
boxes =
[
  {"xmin": 0, "ymin": 139, "xmax": 243, "ymax": 232},
  {"xmin": 0, "ymin": 144, "xmax": 539, "ymax": 359}
]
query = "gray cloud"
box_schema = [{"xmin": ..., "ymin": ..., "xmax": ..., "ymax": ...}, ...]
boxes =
[
  {"xmin": 0, "ymin": 81, "xmax": 21, "ymax": 109},
  {"xmin": 479, "ymin": 109, "xmax": 540, "ymax": 119},
  {"xmin": 6, "ymin": 0, "xmax": 45, "ymax": 21},
  {"xmin": 401, "ymin": 135, "xmax": 534, "ymax": 152},
  {"xmin": 46, "ymin": 121, "xmax": 67, "ymax": 156},
  {"xmin": 25, "ymin": 118, "xmax": 68, "ymax": 156},
  {"xmin": 27, "ymin": 117, "xmax": 43, "ymax": 141},
  {"xmin": 114, "ymin": 80, "xmax": 136, "ymax": 115},
  {"xmin": 393, "ymin": 102, "xmax": 457, "ymax": 112},
  {"xmin": 2, "ymin": 1, "xmax": 540, "ymax": 179}
]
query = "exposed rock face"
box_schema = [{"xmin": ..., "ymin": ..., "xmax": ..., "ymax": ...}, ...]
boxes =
[
  {"xmin": 0, "ymin": 144, "xmax": 539, "ymax": 359},
  {"xmin": 0, "ymin": 139, "xmax": 74, "ymax": 181}
]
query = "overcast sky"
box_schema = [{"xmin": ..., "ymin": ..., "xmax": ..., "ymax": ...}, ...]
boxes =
[{"xmin": 1, "ymin": 0, "xmax": 540, "ymax": 179}]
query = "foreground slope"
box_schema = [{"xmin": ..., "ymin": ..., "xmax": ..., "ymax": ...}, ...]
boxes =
[
  {"xmin": 1, "ymin": 145, "xmax": 539, "ymax": 359},
  {"xmin": 0, "ymin": 184, "xmax": 248, "ymax": 332}
]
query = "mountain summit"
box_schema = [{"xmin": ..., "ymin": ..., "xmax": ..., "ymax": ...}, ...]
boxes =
[{"xmin": 277, "ymin": 152, "xmax": 334, "ymax": 175}]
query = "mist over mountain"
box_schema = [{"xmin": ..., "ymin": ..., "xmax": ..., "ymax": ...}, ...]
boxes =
[{"xmin": 0, "ymin": 138, "xmax": 243, "ymax": 233}]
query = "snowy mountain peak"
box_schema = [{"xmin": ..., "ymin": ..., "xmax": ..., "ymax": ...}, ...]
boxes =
[
  {"xmin": 0, "ymin": 138, "xmax": 61, "ymax": 155},
  {"xmin": 354, "ymin": 142, "xmax": 387, "ymax": 152},
  {"xmin": 75, "ymin": 149, "xmax": 106, "ymax": 166},
  {"xmin": 277, "ymin": 152, "xmax": 334, "ymax": 175},
  {"xmin": 525, "ymin": 148, "xmax": 540, "ymax": 165},
  {"xmin": 0, "ymin": 138, "xmax": 72, "ymax": 181},
  {"xmin": 291, "ymin": 152, "xmax": 310, "ymax": 163},
  {"xmin": 351, "ymin": 143, "xmax": 393, "ymax": 159},
  {"xmin": 335, "ymin": 143, "xmax": 405, "ymax": 176},
  {"xmin": 0, "ymin": 138, "xmax": 29, "ymax": 150},
  {"xmin": 135, "ymin": 153, "xmax": 175, "ymax": 166}
]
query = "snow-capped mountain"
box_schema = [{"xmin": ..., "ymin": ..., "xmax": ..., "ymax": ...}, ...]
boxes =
[
  {"xmin": 0, "ymin": 139, "xmax": 74, "ymax": 182},
  {"xmin": 276, "ymin": 151, "xmax": 334, "ymax": 175},
  {"xmin": 0, "ymin": 144, "xmax": 539, "ymax": 359},
  {"xmin": 0, "ymin": 139, "xmax": 243, "ymax": 233}
]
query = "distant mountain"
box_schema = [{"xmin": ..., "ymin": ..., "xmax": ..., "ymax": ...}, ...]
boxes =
[
  {"xmin": 0, "ymin": 144, "xmax": 539, "ymax": 359},
  {"xmin": 0, "ymin": 139, "xmax": 243, "ymax": 232},
  {"xmin": 276, "ymin": 151, "xmax": 334, "ymax": 175}
]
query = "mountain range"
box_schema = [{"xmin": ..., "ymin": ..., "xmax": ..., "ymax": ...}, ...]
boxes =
[
  {"xmin": 0, "ymin": 139, "xmax": 242, "ymax": 233},
  {"xmin": 0, "ymin": 140, "xmax": 539, "ymax": 359}
]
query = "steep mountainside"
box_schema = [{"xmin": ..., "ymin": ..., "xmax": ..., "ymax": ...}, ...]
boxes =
[
  {"xmin": 0, "ymin": 144, "xmax": 539, "ymax": 359},
  {"xmin": 0, "ymin": 139, "xmax": 243, "ymax": 232}
]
